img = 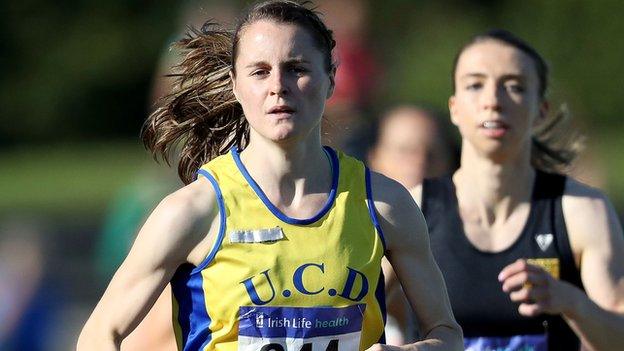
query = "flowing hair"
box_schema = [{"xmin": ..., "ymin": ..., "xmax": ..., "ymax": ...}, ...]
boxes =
[
  {"xmin": 452, "ymin": 29, "xmax": 584, "ymax": 173},
  {"xmin": 142, "ymin": 23, "xmax": 246, "ymax": 185},
  {"xmin": 142, "ymin": 0, "xmax": 336, "ymax": 184}
]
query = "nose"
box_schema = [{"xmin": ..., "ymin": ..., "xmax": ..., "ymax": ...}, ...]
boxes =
[
  {"xmin": 269, "ymin": 69, "xmax": 289, "ymax": 96},
  {"xmin": 482, "ymin": 83, "xmax": 502, "ymax": 112}
]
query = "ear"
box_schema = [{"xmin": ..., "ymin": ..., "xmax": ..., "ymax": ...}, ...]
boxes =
[
  {"xmin": 448, "ymin": 95, "xmax": 459, "ymax": 126},
  {"xmin": 325, "ymin": 66, "xmax": 336, "ymax": 99},
  {"xmin": 229, "ymin": 70, "xmax": 240, "ymax": 102}
]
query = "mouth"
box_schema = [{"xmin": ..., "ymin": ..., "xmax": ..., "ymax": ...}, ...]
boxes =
[
  {"xmin": 480, "ymin": 120, "xmax": 509, "ymax": 129},
  {"xmin": 268, "ymin": 105, "xmax": 296, "ymax": 115},
  {"xmin": 479, "ymin": 120, "xmax": 510, "ymax": 138}
]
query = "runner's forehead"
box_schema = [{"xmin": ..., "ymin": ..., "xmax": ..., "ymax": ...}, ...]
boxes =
[{"xmin": 455, "ymin": 41, "xmax": 538, "ymax": 82}]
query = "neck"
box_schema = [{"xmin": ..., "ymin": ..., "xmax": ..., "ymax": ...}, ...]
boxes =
[
  {"xmin": 239, "ymin": 130, "xmax": 331, "ymax": 201},
  {"xmin": 454, "ymin": 141, "xmax": 535, "ymax": 222}
]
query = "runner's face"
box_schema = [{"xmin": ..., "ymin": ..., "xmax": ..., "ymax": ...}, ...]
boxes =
[
  {"xmin": 232, "ymin": 20, "xmax": 334, "ymax": 145},
  {"xmin": 449, "ymin": 40, "xmax": 545, "ymax": 162},
  {"xmin": 371, "ymin": 111, "xmax": 440, "ymax": 189}
]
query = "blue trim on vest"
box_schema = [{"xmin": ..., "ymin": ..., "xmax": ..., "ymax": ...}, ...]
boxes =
[
  {"xmin": 171, "ymin": 265, "xmax": 213, "ymax": 350},
  {"xmin": 375, "ymin": 270, "xmax": 387, "ymax": 344},
  {"xmin": 192, "ymin": 169, "xmax": 227, "ymax": 274},
  {"xmin": 231, "ymin": 146, "xmax": 339, "ymax": 225},
  {"xmin": 171, "ymin": 267, "xmax": 192, "ymax": 347},
  {"xmin": 365, "ymin": 167, "xmax": 387, "ymax": 251}
]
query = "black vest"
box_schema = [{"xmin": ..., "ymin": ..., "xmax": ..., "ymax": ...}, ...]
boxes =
[{"xmin": 422, "ymin": 171, "xmax": 584, "ymax": 350}]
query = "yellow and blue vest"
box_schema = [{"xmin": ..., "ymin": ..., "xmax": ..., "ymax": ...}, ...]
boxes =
[{"xmin": 171, "ymin": 147, "xmax": 387, "ymax": 351}]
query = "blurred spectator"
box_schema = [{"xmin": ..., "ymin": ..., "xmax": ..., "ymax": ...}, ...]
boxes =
[
  {"xmin": 369, "ymin": 105, "xmax": 457, "ymax": 192},
  {"xmin": 0, "ymin": 219, "xmax": 61, "ymax": 351},
  {"xmin": 320, "ymin": 0, "xmax": 379, "ymax": 110},
  {"xmin": 317, "ymin": 0, "xmax": 382, "ymax": 160}
]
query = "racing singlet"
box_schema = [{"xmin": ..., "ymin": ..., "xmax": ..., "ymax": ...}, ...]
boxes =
[
  {"xmin": 422, "ymin": 171, "xmax": 583, "ymax": 351},
  {"xmin": 171, "ymin": 147, "xmax": 387, "ymax": 351}
]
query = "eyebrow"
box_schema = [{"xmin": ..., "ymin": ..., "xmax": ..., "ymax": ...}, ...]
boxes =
[
  {"xmin": 459, "ymin": 73, "xmax": 526, "ymax": 81},
  {"xmin": 244, "ymin": 58, "xmax": 311, "ymax": 69}
]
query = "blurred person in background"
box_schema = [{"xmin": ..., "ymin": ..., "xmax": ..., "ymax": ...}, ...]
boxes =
[
  {"xmin": 0, "ymin": 219, "xmax": 61, "ymax": 351},
  {"xmin": 368, "ymin": 105, "xmax": 458, "ymax": 345},
  {"xmin": 368, "ymin": 105, "xmax": 457, "ymax": 197},
  {"xmin": 389, "ymin": 29, "xmax": 624, "ymax": 350},
  {"xmin": 317, "ymin": 0, "xmax": 381, "ymax": 160},
  {"xmin": 78, "ymin": 1, "xmax": 463, "ymax": 350}
]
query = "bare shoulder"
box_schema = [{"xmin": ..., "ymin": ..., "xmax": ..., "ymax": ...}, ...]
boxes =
[
  {"xmin": 135, "ymin": 176, "xmax": 220, "ymax": 266},
  {"xmin": 369, "ymin": 171, "xmax": 427, "ymax": 253},
  {"xmin": 562, "ymin": 177, "xmax": 622, "ymax": 255},
  {"xmin": 158, "ymin": 177, "xmax": 218, "ymax": 222},
  {"xmin": 369, "ymin": 170, "xmax": 421, "ymax": 223},
  {"xmin": 562, "ymin": 177, "xmax": 624, "ymax": 311},
  {"xmin": 563, "ymin": 177, "xmax": 609, "ymax": 204}
]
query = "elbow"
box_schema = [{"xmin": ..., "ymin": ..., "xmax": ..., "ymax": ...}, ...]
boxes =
[
  {"xmin": 423, "ymin": 321, "xmax": 464, "ymax": 351},
  {"xmin": 77, "ymin": 319, "xmax": 121, "ymax": 351},
  {"xmin": 443, "ymin": 321, "xmax": 464, "ymax": 351}
]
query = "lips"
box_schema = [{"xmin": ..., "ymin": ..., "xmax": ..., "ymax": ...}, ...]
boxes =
[
  {"xmin": 481, "ymin": 120, "xmax": 509, "ymax": 129},
  {"xmin": 268, "ymin": 105, "xmax": 296, "ymax": 114},
  {"xmin": 479, "ymin": 120, "xmax": 509, "ymax": 138}
]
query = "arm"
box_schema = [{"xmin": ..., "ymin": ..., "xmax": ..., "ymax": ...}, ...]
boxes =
[
  {"xmin": 498, "ymin": 178, "xmax": 624, "ymax": 351},
  {"xmin": 367, "ymin": 172, "xmax": 463, "ymax": 351},
  {"xmin": 382, "ymin": 183, "xmax": 424, "ymax": 345},
  {"xmin": 120, "ymin": 285, "xmax": 177, "ymax": 351},
  {"xmin": 77, "ymin": 178, "xmax": 219, "ymax": 350},
  {"xmin": 381, "ymin": 257, "xmax": 415, "ymax": 345}
]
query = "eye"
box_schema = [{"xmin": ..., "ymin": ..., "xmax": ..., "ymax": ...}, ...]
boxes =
[
  {"xmin": 465, "ymin": 82, "xmax": 483, "ymax": 91},
  {"xmin": 289, "ymin": 66, "xmax": 309, "ymax": 76},
  {"xmin": 250, "ymin": 69, "xmax": 269, "ymax": 78},
  {"xmin": 506, "ymin": 84, "xmax": 525, "ymax": 93}
]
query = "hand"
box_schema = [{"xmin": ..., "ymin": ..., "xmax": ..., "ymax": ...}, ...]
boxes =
[{"xmin": 498, "ymin": 259, "xmax": 581, "ymax": 317}]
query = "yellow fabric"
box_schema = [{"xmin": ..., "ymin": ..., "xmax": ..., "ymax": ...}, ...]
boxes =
[{"xmin": 172, "ymin": 148, "xmax": 385, "ymax": 351}]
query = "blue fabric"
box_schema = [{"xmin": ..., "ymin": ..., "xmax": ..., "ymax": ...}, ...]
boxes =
[
  {"xmin": 193, "ymin": 169, "xmax": 226, "ymax": 273},
  {"xmin": 171, "ymin": 265, "xmax": 213, "ymax": 351},
  {"xmin": 464, "ymin": 334, "xmax": 548, "ymax": 351},
  {"xmin": 231, "ymin": 146, "xmax": 339, "ymax": 225},
  {"xmin": 238, "ymin": 304, "xmax": 366, "ymax": 338},
  {"xmin": 365, "ymin": 167, "xmax": 387, "ymax": 251}
]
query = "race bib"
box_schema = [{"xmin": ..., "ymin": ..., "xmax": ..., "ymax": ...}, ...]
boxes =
[
  {"xmin": 464, "ymin": 334, "xmax": 548, "ymax": 351},
  {"xmin": 238, "ymin": 304, "xmax": 366, "ymax": 351}
]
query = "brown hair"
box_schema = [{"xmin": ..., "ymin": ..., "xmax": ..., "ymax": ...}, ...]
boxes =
[
  {"xmin": 142, "ymin": 0, "xmax": 336, "ymax": 184},
  {"xmin": 452, "ymin": 29, "xmax": 583, "ymax": 173}
]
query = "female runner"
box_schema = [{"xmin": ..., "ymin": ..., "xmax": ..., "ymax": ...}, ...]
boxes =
[
  {"xmin": 401, "ymin": 29, "xmax": 624, "ymax": 350},
  {"xmin": 77, "ymin": 1, "xmax": 462, "ymax": 350}
]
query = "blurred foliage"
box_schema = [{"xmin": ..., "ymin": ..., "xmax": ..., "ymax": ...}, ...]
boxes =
[
  {"xmin": 0, "ymin": 142, "xmax": 174, "ymax": 217},
  {"xmin": 0, "ymin": 1, "xmax": 179, "ymax": 145},
  {"xmin": 1, "ymin": 0, "xmax": 624, "ymax": 214}
]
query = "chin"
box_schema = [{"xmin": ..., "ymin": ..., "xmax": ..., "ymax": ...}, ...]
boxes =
[
  {"xmin": 480, "ymin": 144, "xmax": 523, "ymax": 164},
  {"xmin": 269, "ymin": 128, "xmax": 300, "ymax": 143}
]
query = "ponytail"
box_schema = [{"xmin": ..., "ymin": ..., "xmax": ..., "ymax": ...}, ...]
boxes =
[
  {"xmin": 142, "ymin": 24, "xmax": 248, "ymax": 185},
  {"xmin": 531, "ymin": 103, "xmax": 584, "ymax": 173}
]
